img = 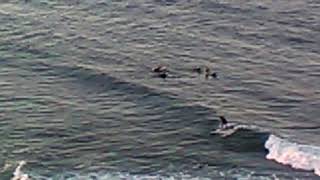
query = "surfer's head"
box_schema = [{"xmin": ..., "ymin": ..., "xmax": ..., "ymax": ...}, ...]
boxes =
[
  {"xmin": 158, "ymin": 72, "xmax": 167, "ymax": 79},
  {"xmin": 204, "ymin": 67, "xmax": 210, "ymax": 79},
  {"xmin": 204, "ymin": 67, "xmax": 217, "ymax": 79},
  {"xmin": 211, "ymin": 72, "xmax": 217, "ymax": 78},
  {"xmin": 204, "ymin": 66, "xmax": 210, "ymax": 73},
  {"xmin": 192, "ymin": 66, "xmax": 202, "ymax": 74}
]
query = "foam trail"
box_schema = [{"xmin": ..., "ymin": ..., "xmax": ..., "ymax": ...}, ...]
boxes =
[
  {"xmin": 265, "ymin": 135, "xmax": 320, "ymax": 176},
  {"xmin": 11, "ymin": 161, "xmax": 30, "ymax": 180}
]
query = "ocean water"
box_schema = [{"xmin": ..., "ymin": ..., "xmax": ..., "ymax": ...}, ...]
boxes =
[{"xmin": 0, "ymin": 0, "xmax": 320, "ymax": 179}]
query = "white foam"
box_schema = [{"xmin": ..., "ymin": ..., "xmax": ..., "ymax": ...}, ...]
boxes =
[
  {"xmin": 11, "ymin": 161, "xmax": 30, "ymax": 180},
  {"xmin": 265, "ymin": 134, "xmax": 320, "ymax": 176}
]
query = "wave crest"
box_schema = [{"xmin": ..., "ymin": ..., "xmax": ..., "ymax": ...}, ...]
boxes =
[{"xmin": 265, "ymin": 135, "xmax": 320, "ymax": 176}]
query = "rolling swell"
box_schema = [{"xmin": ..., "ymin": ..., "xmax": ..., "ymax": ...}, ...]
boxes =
[
  {"xmin": 22, "ymin": 62, "xmax": 285, "ymax": 177},
  {"xmin": 9, "ymin": 61, "xmax": 318, "ymax": 179}
]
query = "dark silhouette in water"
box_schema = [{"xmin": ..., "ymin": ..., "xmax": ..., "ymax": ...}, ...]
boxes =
[
  {"xmin": 204, "ymin": 66, "xmax": 218, "ymax": 79},
  {"xmin": 220, "ymin": 116, "xmax": 228, "ymax": 125},
  {"xmin": 219, "ymin": 116, "xmax": 234, "ymax": 130},
  {"xmin": 157, "ymin": 72, "xmax": 167, "ymax": 79},
  {"xmin": 192, "ymin": 66, "xmax": 218, "ymax": 79},
  {"xmin": 210, "ymin": 72, "xmax": 218, "ymax": 78},
  {"xmin": 152, "ymin": 65, "xmax": 168, "ymax": 79},
  {"xmin": 205, "ymin": 66, "xmax": 210, "ymax": 74},
  {"xmin": 152, "ymin": 65, "xmax": 167, "ymax": 73},
  {"xmin": 210, "ymin": 116, "xmax": 237, "ymax": 136},
  {"xmin": 192, "ymin": 66, "xmax": 202, "ymax": 74}
]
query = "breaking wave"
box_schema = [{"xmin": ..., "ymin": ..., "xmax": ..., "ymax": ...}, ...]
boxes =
[
  {"xmin": 265, "ymin": 134, "xmax": 320, "ymax": 177},
  {"xmin": 212, "ymin": 123, "xmax": 320, "ymax": 178}
]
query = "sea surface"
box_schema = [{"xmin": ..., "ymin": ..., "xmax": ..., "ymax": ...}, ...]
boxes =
[{"xmin": 0, "ymin": 0, "xmax": 320, "ymax": 179}]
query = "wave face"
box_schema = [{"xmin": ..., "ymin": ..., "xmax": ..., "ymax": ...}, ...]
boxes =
[{"xmin": 265, "ymin": 135, "xmax": 320, "ymax": 176}]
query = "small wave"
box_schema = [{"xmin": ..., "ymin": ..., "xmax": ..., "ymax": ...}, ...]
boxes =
[{"xmin": 265, "ymin": 135, "xmax": 320, "ymax": 177}]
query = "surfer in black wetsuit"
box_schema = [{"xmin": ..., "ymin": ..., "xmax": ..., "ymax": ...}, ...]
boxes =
[
  {"xmin": 219, "ymin": 116, "xmax": 234, "ymax": 130},
  {"xmin": 152, "ymin": 65, "xmax": 168, "ymax": 79},
  {"xmin": 210, "ymin": 116, "xmax": 236, "ymax": 135},
  {"xmin": 192, "ymin": 66, "xmax": 202, "ymax": 74},
  {"xmin": 157, "ymin": 72, "xmax": 167, "ymax": 79},
  {"xmin": 152, "ymin": 65, "xmax": 167, "ymax": 73},
  {"xmin": 205, "ymin": 66, "xmax": 218, "ymax": 79}
]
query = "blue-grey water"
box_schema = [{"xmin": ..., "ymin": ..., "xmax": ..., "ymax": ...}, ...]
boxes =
[{"xmin": 0, "ymin": 0, "xmax": 320, "ymax": 179}]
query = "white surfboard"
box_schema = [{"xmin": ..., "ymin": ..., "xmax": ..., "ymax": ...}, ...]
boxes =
[{"xmin": 210, "ymin": 127, "xmax": 238, "ymax": 137}]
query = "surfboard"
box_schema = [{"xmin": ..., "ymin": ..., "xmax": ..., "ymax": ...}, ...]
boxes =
[{"xmin": 210, "ymin": 127, "xmax": 237, "ymax": 137}]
